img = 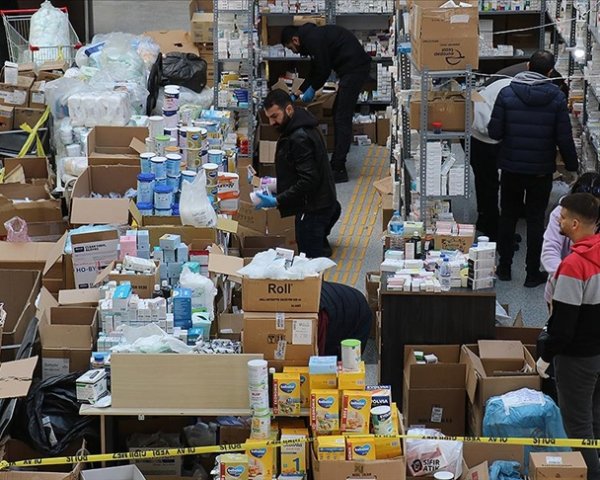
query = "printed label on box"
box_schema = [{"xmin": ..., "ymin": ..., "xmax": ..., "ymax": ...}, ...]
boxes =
[
  {"xmin": 276, "ymin": 312, "xmax": 285, "ymax": 330},
  {"xmin": 43, "ymin": 357, "xmax": 69, "ymax": 379},
  {"xmin": 430, "ymin": 407, "xmax": 443, "ymax": 423},
  {"xmin": 275, "ymin": 339, "xmax": 287, "ymax": 360},
  {"xmin": 292, "ymin": 319, "xmax": 312, "ymax": 345},
  {"xmin": 31, "ymin": 92, "xmax": 45, "ymax": 105}
]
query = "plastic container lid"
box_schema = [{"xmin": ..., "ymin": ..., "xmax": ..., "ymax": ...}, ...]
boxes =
[
  {"xmin": 341, "ymin": 339, "xmax": 361, "ymax": 348},
  {"xmin": 166, "ymin": 153, "xmax": 182, "ymax": 161},
  {"xmin": 93, "ymin": 353, "xmax": 104, "ymax": 362},
  {"xmin": 154, "ymin": 184, "xmax": 173, "ymax": 194},
  {"xmin": 140, "ymin": 152, "xmax": 156, "ymax": 159},
  {"xmin": 151, "ymin": 156, "xmax": 166, "ymax": 163},
  {"xmin": 155, "ymin": 135, "xmax": 170, "ymax": 142},
  {"xmin": 432, "ymin": 121, "xmax": 442, "ymax": 128},
  {"xmin": 136, "ymin": 202, "xmax": 153, "ymax": 210},
  {"xmin": 137, "ymin": 172, "xmax": 156, "ymax": 182}
]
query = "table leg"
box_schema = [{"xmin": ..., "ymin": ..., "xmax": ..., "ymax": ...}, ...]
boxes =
[{"xmin": 100, "ymin": 415, "xmax": 106, "ymax": 468}]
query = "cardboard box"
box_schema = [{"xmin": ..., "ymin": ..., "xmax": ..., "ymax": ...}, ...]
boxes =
[
  {"xmin": 110, "ymin": 353, "xmax": 262, "ymax": 409},
  {"xmin": 495, "ymin": 313, "xmax": 542, "ymax": 346},
  {"xmin": 365, "ymin": 271, "xmax": 379, "ymax": 339},
  {"xmin": 410, "ymin": 92, "xmax": 472, "ymax": 132},
  {"xmin": 3, "ymin": 156, "xmax": 50, "ymax": 184},
  {"xmin": 143, "ymin": 30, "xmax": 200, "ymax": 56},
  {"xmin": 242, "ymin": 276, "xmax": 322, "ymax": 313},
  {"xmin": 377, "ymin": 115, "xmax": 390, "ymax": 146},
  {"xmin": 403, "ymin": 345, "xmax": 466, "ymax": 435},
  {"xmin": 29, "ymin": 81, "xmax": 46, "ymax": 108},
  {"xmin": 0, "ymin": 105, "xmax": 13, "ymax": 131},
  {"xmin": 0, "ymin": 356, "xmax": 36, "ymax": 403},
  {"xmin": 411, "ymin": 4, "xmax": 479, "ymax": 71},
  {"xmin": 86, "ymin": 126, "xmax": 148, "ymax": 163},
  {"xmin": 14, "ymin": 106, "xmax": 45, "ymax": 128},
  {"xmin": 0, "ymin": 186, "xmax": 61, "ymax": 237},
  {"xmin": 293, "ymin": 15, "xmax": 326, "ymax": 26},
  {"xmin": 81, "ymin": 465, "xmax": 147, "ymax": 480},
  {"xmin": 95, "ymin": 261, "xmax": 160, "ymax": 298},
  {"xmin": 235, "ymin": 201, "xmax": 295, "ymax": 235},
  {"xmin": 462, "ymin": 442, "xmax": 525, "ymax": 480},
  {"xmin": 218, "ymin": 312, "xmax": 243, "ymax": 341},
  {"xmin": 0, "ymin": 242, "xmax": 54, "ymax": 271},
  {"xmin": 243, "ymin": 312, "xmax": 318, "ymax": 361},
  {"xmin": 352, "ymin": 122, "xmax": 377, "ymax": 143},
  {"xmin": 0, "ymin": 76, "xmax": 32, "ymax": 106},
  {"xmin": 70, "ymin": 165, "xmax": 139, "ymax": 225},
  {"xmin": 0, "ymin": 439, "xmax": 82, "ymax": 475},
  {"xmin": 259, "ymin": 140, "xmax": 277, "ymax": 164},
  {"xmin": 529, "ymin": 452, "xmax": 587, "ymax": 480},
  {"xmin": 0, "ymin": 269, "xmax": 41, "ymax": 347},
  {"xmin": 311, "ymin": 444, "xmax": 405, "ymax": 480},
  {"xmin": 191, "ymin": 12, "xmax": 214, "ymax": 44},
  {"xmin": 461, "ymin": 342, "xmax": 540, "ymax": 435},
  {"xmin": 239, "ymin": 234, "xmax": 287, "ymax": 258},
  {"xmin": 70, "ymin": 229, "xmax": 120, "ymax": 288},
  {"xmin": 258, "ymin": 113, "xmax": 280, "ymax": 141},
  {"xmin": 434, "ymin": 233, "xmax": 474, "ymax": 253}
]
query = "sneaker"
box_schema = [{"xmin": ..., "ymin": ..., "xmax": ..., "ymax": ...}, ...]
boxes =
[
  {"xmin": 333, "ymin": 168, "xmax": 349, "ymax": 183},
  {"xmin": 496, "ymin": 265, "xmax": 512, "ymax": 281},
  {"xmin": 524, "ymin": 271, "xmax": 548, "ymax": 288},
  {"xmin": 323, "ymin": 239, "xmax": 333, "ymax": 258}
]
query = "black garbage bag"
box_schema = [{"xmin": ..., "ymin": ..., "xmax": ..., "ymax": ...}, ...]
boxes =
[
  {"xmin": 161, "ymin": 52, "xmax": 207, "ymax": 93},
  {"xmin": 15, "ymin": 373, "xmax": 98, "ymax": 456}
]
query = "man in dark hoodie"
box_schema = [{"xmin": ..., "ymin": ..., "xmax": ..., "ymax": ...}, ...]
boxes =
[
  {"xmin": 256, "ymin": 89, "xmax": 340, "ymax": 258},
  {"xmin": 537, "ymin": 193, "xmax": 600, "ymax": 480},
  {"xmin": 281, "ymin": 24, "xmax": 372, "ymax": 183},
  {"xmin": 488, "ymin": 50, "xmax": 578, "ymax": 288}
]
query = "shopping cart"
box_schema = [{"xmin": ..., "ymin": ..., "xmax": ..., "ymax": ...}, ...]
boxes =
[{"xmin": 0, "ymin": 7, "xmax": 81, "ymax": 65}]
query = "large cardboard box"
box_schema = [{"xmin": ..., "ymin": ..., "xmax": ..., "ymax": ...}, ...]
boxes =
[
  {"xmin": 0, "ymin": 242, "xmax": 54, "ymax": 271},
  {"xmin": 0, "ymin": 356, "xmax": 37, "ymax": 405},
  {"xmin": 0, "ymin": 105, "xmax": 13, "ymax": 131},
  {"xmin": 242, "ymin": 276, "xmax": 322, "ymax": 313},
  {"xmin": 86, "ymin": 126, "xmax": 148, "ymax": 164},
  {"xmin": 461, "ymin": 341, "xmax": 541, "ymax": 436},
  {"xmin": 434, "ymin": 233, "xmax": 474, "ymax": 253},
  {"xmin": 29, "ymin": 80, "xmax": 46, "ymax": 108},
  {"xmin": 259, "ymin": 140, "xmax": 277, "ymax": 164},
  {"xmin": 403, "ymin": 345, "xmax": 466, "ymax": 435},
  {"xmin": 239, "ymin": 233, "xmax": 288, "ymax": 258},
  {"xmin": 0, "ymin": 185, "xmax": 61, "ymax": 237},
  {"xmin": 3, "ymin": 156, "xmax": 51, "ymax": 185},
  {"xmin": 529, "ymin": 452, "xmax": 587, "ymax": 480},
  {"xmin": 14, "ymin": 106, "xmax": 45, "ymax": 128},
  {"xmin": 0, "ymin": 76, "xmax": 33, "ymax": 107},
  {"xmin": 377, "ymin": 114, "xmax": 390, "ymax": 146},
  {"xmin": 144, "ymin": 30, "xmax": 199, "ymax": 56},
  {"xmin": 411, "ymin": 4, "xmax": 479, "ymax": 71},
  {"xmin": 70, "ymin": 165, "xmax": 139, "ymax": 225},
  {"xmin": 95, "ymin": 261, "xmax": 160, "ymax": 298},
  {"xmin": 0, "ymin": 438, "xmax": 82, "ymax": 475},
  {"xmin": 235, "ymin": 201, "xmax": 294, "ymax": 235},
  {"xmin": 462, "ymin": 442, "xmax": 525, "ymax": 480},
  {"xmin": 352, "ymin": 122, "xmax": 377, "ymax": 143},
  {"xmin": 243, "ymin": 312, "xmax": 318, "ymax": 361},
  {"xmin": 0, "ymin": 269, "xmax": 41, "ymax": 348},
  {"xmin": 110, "ymin": 353, "xmax": 262, "ymax": 409},
  {"xmin": 410, "ymin": 92, "xmax": 472, "ymax": 131}
]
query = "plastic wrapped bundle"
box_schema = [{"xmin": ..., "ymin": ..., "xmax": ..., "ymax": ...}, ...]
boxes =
[
  {"xmin": 67, "ymin": 91, "xmax": 131, "ymax": 127},
  {"xmin": 29, "ymin": 1, "xmax": 70, "ymax": 63},
  {"xmin": 483, "ymin": 388, "xmax": 569, "ymax": 473}
]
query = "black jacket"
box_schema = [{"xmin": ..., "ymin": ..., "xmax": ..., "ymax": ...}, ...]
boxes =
[
  {"xmin": 298, "ymin": 23, "xmax": 371, "ymax": 92},
  {"xmin": 488, "ymin": 71, "xmax": 578, "ymax": 175},
  {"xmin": 275, "ymin": 108, "xmax": 337, "ymax": 217},
  {"xmin": 483, "ymin": 61, "xmax": 569, "ymax": 97}
]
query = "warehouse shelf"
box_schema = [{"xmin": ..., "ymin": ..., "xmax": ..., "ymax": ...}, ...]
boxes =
[{"xmin": 479, "ymin": 10, "xmax": 542, "ymax": 15}]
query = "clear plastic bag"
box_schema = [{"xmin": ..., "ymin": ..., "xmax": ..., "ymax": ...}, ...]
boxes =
[
  {"xmin": 4, "ymin": 217, "xmax": 31, "ymax": 242},
  {"xmin": 29, "ymin": 1, "xmax": 70, "ymax": 47},
  {"xmin": 180, "ymin": 170, "xmax": 217, "ymax": 228},
  {"xmin": 154, "ymin": 86, "xmax": 214, "ymax": 113},
  {"xmin": 180, "ymin": 266, "xmax": 217, "ymax": 320},
  {"xmin": 406, "ymin": 428, "xmax": 463, "ymax": 477}
]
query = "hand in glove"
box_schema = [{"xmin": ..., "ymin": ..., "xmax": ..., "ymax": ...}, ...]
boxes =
[
  {"xmin": 536, "ymin": 358, "xmax": 550, "ymax": 379},
  {"xmin": 255, "ymin": 192, "xmax": 278, "ymax": 210},
  {"xmin": 301, "ymin": 86, "xmax": 315, "ymax": 103}
]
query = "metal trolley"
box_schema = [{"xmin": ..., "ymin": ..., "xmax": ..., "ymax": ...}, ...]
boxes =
[{"xmin": 0, "ymin": 7, "xmax": 81, "ymax": 65}]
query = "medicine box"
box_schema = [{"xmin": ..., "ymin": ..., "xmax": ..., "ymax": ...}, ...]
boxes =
[{"xmin": 76, "ymin": 369, "xmax": 108, "ymax": 404}]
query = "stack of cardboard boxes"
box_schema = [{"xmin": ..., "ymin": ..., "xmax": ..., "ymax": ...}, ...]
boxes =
[{"xmin": 189, "ymin": 0, "xmax": 215, "ymax": 86}]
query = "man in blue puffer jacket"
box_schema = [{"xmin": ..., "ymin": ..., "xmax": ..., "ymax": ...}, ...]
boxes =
[{"xmin": 488, "ymin": 50, "xmax": 578, "ymax": 288}]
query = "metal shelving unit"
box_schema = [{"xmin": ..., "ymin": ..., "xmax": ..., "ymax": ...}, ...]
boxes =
[{"xmin": 214, "ymin": 0, "xmax": 258, "ymax": 160}]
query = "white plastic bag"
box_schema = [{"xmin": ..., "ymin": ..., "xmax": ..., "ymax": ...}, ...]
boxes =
[
  {"xmin": 180, "ymin": 266, "xmax": 217, "ymax": 320},
  {"xmin": 29, "ymin": 1, "xmax": 70, "ymax": 63},
  {"xmin": 406, "ymin": 428, "xmax": 463, "ymax": 477},
  {"xmin": 180, "ymin": 170, "xmax": 217, "ymax": 228}
]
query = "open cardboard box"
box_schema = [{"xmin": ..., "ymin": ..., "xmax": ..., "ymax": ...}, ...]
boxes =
[
  {"xmin": 0, "ymin": 269, "xmax": 40, "ymax": 349},
  {"xmin": 0, "ymin": 187, "xmax": 61, "ymax": 237},
  {"xmin": 0, "ymin": 438, "xmax": 82, "ymax": 475},
  {"xmin": 461, "ymin": 341, "xmax": 540, "ymax": 436},
  {"xmin": 70, "ymin": 165, "xmax": 140, "ymax": 225},
  {"xmin": 3, "ymin": 156, "xmax": 51, "ymax": 186},
  {"xmin": 0, "ymin": 356, "xmax": 37, "ymax": 409},
  {"xmin": 143, "ymin": 30, "xmax": 200, "ymax": 56},
  {"xmin": 495, "ymin": 310, "xmax": 542, "ymax": 346},
  {"xmin": 403, "ymin": 345, "xmax": 466, "ymax": 435},
  {"xmin": 410, "ymin": 91, "xmax": 482, "ymax": 132},
  {"xmin": 529, "ymin": 452, "xmax": 587, "ymax": 480},
  {"xmin": 0, "ymin": 242, "xmax": 55, "ymax": 271},
  {"xmin": 86, "ymin": 126, "xmax": 148, "ymax": 165},
  {"xmin": 95, "ymin": 260, "xmax": 160, "ymax": 298},
  {"xmin": 81, "ymin": 465, "xmax": 147, "ymax": 480}
]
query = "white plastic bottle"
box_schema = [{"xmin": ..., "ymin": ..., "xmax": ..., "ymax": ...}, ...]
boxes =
[
  {"xmin": 387, "ymin": 210, "xmax": 405, "ymax": 250},
  {"xmin": 440, "ymin": 257, "xmax": 452, "ymax": 292}
]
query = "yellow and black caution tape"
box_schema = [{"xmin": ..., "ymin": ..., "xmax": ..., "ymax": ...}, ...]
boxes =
[
  {"xmin": 2, "ymin": 434, "xmax": 600, "ymax": 470},
  {"xmin": 17, "ymin": 106, "xmax": 50, "ymax": 158}
]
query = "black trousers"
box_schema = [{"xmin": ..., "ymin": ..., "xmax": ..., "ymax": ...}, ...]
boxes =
[
  {"xmin": 331, "ymin": 71, "xmax": 370, "ymax": 170},
  {"xmin": 498, "ymin": 171, "xmax": 553, "ymax": 274},
  {"xmin": 295, "ymin": 201, "xmax": 342, "ymax": 258},
  {"xmin": 470, "ymin": 138, "xmax": 500, "ymax": 240}
]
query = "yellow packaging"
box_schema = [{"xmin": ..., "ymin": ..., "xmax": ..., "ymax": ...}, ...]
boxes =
[
  {"xmin": 310, "ymin": 389, "xmax": 340, "ymax": 434},
  {"xmin": 280, "ymin": 428, "xmax": 308, "ymax": 474},
  {"xmin": 316, "ymin": 435, "xmax": 346, "ymax": 461},
  {"xmin": 338, "ymin": 361, "xmax": 366, "ymax": 390},
  {"xmin": 309, "ymin": 372, "xmax": 337, "ymax": 390},
  {"xmin": 390, "ymin": 402, "xmax": 400, "ymax": 435},
  {"xmin": 374, "ymin": 436, "xmax": 403, "ymax": 459},
  {"xmin": 273, "ymin": 373, "xmax": 301, "ymax": 416},
  {"xmin": 346, "ymin": 435, "xmax": 377, "ymax": 461},
  {"xmin": 341, "ymin": 390, "xmax": 371, "ymax": 433},
  {"xmin": 220, "ymin": 453, "xmax": 248, "ymax": 480},
  {"xmin": 246, "ymin": 446, "xmax": 274, "ymax": 480},
  {"xmin": 284, "ymin": 366, "xmax": 310, "ymax": 408}
]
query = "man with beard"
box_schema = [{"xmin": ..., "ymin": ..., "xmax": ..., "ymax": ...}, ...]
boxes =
[{"xmin": 255, "ymin": 89, "xmax": 340, "ymax": 258}]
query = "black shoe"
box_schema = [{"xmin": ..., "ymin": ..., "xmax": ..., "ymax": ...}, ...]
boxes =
[
  {"xmin": 513, "ymin": 242, "xmax": 520, "ymax": 252},
  {"xmin": 496, "ymin": 265, "xmax": 511, "ymax": 281},
  {"xmin": 514, "ymin": 233, "xmax": 523, "ymax": 243},
  {"xmin": 333, "ymin": 168, "xmax": 349, "ymax": 183},
  {"xmin": 323, "ymin": 239, "xmax": 333, "ymax": 258},
  {"xmin": 524, "ymin": 271, "xmax": 548, "ymax": 288}
]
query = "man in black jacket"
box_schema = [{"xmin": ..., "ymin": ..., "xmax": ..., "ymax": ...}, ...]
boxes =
[
  {"xmin": 281, "ymin": 23, "xmax": 372, "ymax": 183},
  {"xmin": 488, "ymin": 50, "xmax": 578, "ymax": 288},
  {"xmin": 256, "ymin": 89, "xmax": 341, "ymax": 258}
]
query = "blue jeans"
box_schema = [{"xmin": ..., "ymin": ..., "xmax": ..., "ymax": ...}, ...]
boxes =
[{"xmin": 295, "ymin": 201, "xmax": 341, "ymax": 258}]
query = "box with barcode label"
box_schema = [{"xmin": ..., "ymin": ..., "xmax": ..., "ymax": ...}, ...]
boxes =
[
  {"xmin": 529, "ymin": 452, "xmax": 587, "ymax": 480},
  {"xmin": 242, "ymin": 312, "xmax": 318, "ymax": 362}
]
